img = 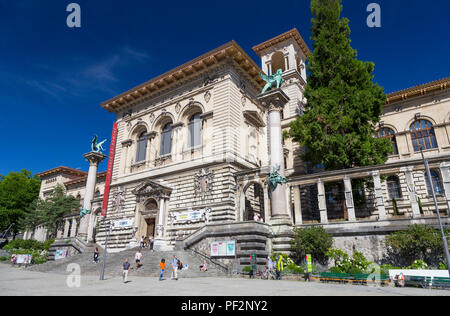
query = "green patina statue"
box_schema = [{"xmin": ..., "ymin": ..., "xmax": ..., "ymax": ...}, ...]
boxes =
[
  {"xmin": 80, "ymin": 208, "xmax": 91, "ymax": 218},
  {"xmin": 268, "ymin": 164, "xmax": 287, "ymax": 191},
  {"xmin": 91, "ymin": 135, "xmax": 107, "ymax": 153},
  {"xmin": 259, "ymin": 69, "xmax": 284, "ymax": 94}
]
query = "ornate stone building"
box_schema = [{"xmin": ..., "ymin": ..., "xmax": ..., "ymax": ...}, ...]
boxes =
[{"xmin": 30, "ymin": 29, "xmax": 450, "ymax": 265}]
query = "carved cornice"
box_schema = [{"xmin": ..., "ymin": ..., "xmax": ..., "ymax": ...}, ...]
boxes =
[
  {"xmin": 101, "ymin": 41, "xmax": 265, "ymax": 113},
  {"xmin": 386, "ymin": 77, "xmax": 450, "ymax": 104},
  {"xmin": 252, "ymin": 28, "xmax": 311, "ymax": 58}
]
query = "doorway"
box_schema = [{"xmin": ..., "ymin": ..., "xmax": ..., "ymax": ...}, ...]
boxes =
[{"xmin": 145, "ymin": 218, "xmax": 155, "ymax": 240}]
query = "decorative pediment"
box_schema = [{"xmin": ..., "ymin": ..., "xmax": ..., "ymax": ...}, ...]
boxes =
[{"xmin": 132, "ymin": 180, "xmax": 172, "ymax": 201}]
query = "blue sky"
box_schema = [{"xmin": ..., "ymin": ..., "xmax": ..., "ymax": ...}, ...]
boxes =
[{"xmin": 1, "ymin": 0, "xmax": 449, "ymax": 176}]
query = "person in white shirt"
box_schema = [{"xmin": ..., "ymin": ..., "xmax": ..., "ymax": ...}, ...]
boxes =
[{"xmin": 135, "ymin": 250, "xmax": 143, "ymax": 269}]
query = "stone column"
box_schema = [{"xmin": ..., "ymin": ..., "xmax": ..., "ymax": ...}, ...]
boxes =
[
  {"xmin": 293, "ymin": 185, "xmax": 303, "ymax": 225},
  {"xmin": 400, "ymin": 166, "xmax": 421, "ymax": 218},
  {"xmin": 258, "ymin": 89, "xmax": 290, "ymax": 220},
  {"xmin": 258, "ymin": 89, "xmax": 292, "ymax": 253},
  {"xmin": 263, "ymin": 181, "xmax": 270, "ymax": 223},
  {"xmin": 286, "ymin": 185, "xmax": 292, "ymax": 220},
  {"xmin": 343, "ymin": 176, "xmax": 356, "ymax": 222},
  {"xmin": 239, "ymin": 186, "xmax": 246, "ymax": 221},
  {"xmin": 78, "ymin": 152, "xmax": 106, "ymax": 242},
  {"xmin": 317, "ymin": 179, "xmax": 328, "ymax": 224},
  {"xmin": 439, "ymin": 162, "xmax": 450, "ymax": 215},
  {"xmin": 70, "ymin": 218, "xmax": 77, "ymax": 237},
  {"xmin": 63, "ymin": 220, "xmax": 70, "ymax": 238},
  {"xmin": 87, "ymin": 211, "xmax": 97, "ymax": 243},
  {"xmin": 154, "ymin": 197, "xmax": 167, "ymax": 251},
  {"xmin": 372, "ymin": 171, "xmax": 387, "ymax": 220},
  {"xmin": 156, "ymin": 198, "xmax": 165, "ymax": 238}
]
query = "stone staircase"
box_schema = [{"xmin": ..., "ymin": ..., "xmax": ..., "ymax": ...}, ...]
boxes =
[{"xmin": 28, "ymin": 247, "xmax": 226, "ymax": 278}]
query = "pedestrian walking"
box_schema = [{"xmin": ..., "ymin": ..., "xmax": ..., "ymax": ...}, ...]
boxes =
[
  {"xmin": 149, "ymin": 236, "xmax": 154, "ymax": 251},
  {"xmin": 140, "ymin": 236, "xmax": 145, "ymax": 248},
  {"xmin": 171, "ymin": 255, "xmax": 178, "ymax": 280},
  {"xmin": 250, "ymin": 254, "xmax": 257, "ymax": 279},
  {"xmin": 93, "ymin": 247, "xmax": 100, "ymax": 263},
  {"xmin": 276, "ymin": 255, "xmax": 284, "ymax": 280},
  {"xmin": 135, "ymin": 249, "xmax": 143, "ymax": 269},
  {"xmin": 159, "ymin": 258, "xmax": 166, "ymax": 281},
  {"xmin": 122, "ymin": 258, "xmax": 131, "ymax": 283}
]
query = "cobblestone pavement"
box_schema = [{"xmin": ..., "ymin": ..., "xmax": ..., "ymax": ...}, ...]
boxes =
[{"xmin": 0, "ymin": 264, "xmax": 448, "ymax": 296}]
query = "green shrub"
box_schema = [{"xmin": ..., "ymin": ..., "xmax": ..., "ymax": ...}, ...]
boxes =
[
  {"xmin": 286, "ymin": 263, "xmax": 304, "ymax": 275},
  {"xmin": 439, "ymin": 262, "xmax": 448, "ymax": 270},
  {"xmin": 408, "ymin": 260, "xmax": 428, "ymax": 270},
  {"xmin": 380, "ymin": 264, "xmax": 401, "ymax": 276},
  {"xmin": 326, "ymin": 248, "xmax": 373, "ymax": 274},
  {"xmin": 385, "ymin": 224, "xmax": 449, "ymax": 267},
  {"xmin": 291, "ymin": 226, "xmax": 333, "ymax": 265},
  {"xmin": 0, "ymin": 256, "xmax": 8, "ymax": 261},
  {"xmin": 242, "ymin": 266, "xmax": 251, "ymax": 273}
]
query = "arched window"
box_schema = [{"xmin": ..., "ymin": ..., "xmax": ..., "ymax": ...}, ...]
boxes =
[
  {"xmin": 375, "ymin": 128, "xmax": 398, "ymax": 155},
  {"xmin": 425, "ymin": 170, "xmax": 443, "ymax": 195},
  {"xmin": 188, "ymin": 113, "xmax": 202, "ymax": 148},
  {"xmin": 160, "ymin": 122, "xmax": 173, "ymax": 156},
  {"xmin": 136, "ymin": 131, "xmax": 147, "ymax": 162},
  {"xmin": 271, "ymin": 51, "xmax": 286, "ymax": 74},
  {"xmin": 387, "ymin": 176, "xmax": 402, "ymax": 200},
  {"xmin": 410, "ymin": 120, "xmax": 438, "ymax": 152}
]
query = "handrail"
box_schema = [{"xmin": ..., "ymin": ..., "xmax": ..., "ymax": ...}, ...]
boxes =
[
  {"xmin": 0, "ymin": 224, "xmax": 13, "ymax": 239},
  {"xmin": 189, "ymin": 248, "xmax": 230, "ymax": 274}
]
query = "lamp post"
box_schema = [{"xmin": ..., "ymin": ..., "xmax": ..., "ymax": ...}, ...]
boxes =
[
  {"xmin": 99, "ymin": 215, "xmax": 112, "ymax": 281},
  {"xmin": 420, "ymin": 147, "xmax": 450, "ymax": 276}
]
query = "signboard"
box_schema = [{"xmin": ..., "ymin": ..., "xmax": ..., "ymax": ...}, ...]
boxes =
[
  {"xmin": 113, "ymin": 218, "xmax": 133, "ymax": 229},
  {"xmin": 16, "ymin": 254, "xmax": 32, "ymax": 264},
  {"xmin": 102, "ymin": 121, "xmax": 118, "ymax": 216},
  {"xmin": 55, "ymin": 249, "xmax": 67, "ymax": 260},
  {"xmin": 169, "ymin": 208, "xmax": 211, "ymax": 225},
  {"xmin": 210, "ymin": 240, "xmax": 235, "ymax": 257},
  {"xmin": 306, "ymin": 254, "xmax": 312, "ymax": 273}
]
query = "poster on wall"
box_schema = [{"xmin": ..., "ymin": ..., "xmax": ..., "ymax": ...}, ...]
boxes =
[
  {"xmin": 210, "ymin": 240, "xmax": 235, "ymax": 257},
  {"xmin": 113, "ymin": 218, "xmax": 133, "ymax": 229},
  {"xmin": 55, "ymin": 249, "xmax": 67, "ymax": 260},
  {"xmin": 15, "ymin": 254, "xmax": 32, "ymax": 264}
]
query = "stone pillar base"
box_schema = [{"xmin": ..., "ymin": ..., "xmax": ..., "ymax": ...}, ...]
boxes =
[
  {"xmin": 269, "ymin": 217, "xmax": 294, "ymax": 254},
  {"xmin": 153, "ymin": 239, "xmax": 173, "ymax": 251}
]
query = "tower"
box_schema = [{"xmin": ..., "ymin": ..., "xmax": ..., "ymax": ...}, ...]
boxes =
[{"xmin": 253, "ymin": 28, "xmax": 310, "ymax": 175}]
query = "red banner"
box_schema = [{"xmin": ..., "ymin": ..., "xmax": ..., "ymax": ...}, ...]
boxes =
[{"xmin": 101, "ymin": 121, "xmax": 118, "ymax": 216}]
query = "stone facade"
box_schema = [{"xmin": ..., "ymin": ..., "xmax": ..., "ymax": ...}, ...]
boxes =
[{"xmin": 28, "ymin": 28, "xmax": 450, "ymax": 266}]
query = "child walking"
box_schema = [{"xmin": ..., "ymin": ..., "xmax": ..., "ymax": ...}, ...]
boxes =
[{"xmin": 159, "ymin": 258, "xmax": 165, "ymax": 281}]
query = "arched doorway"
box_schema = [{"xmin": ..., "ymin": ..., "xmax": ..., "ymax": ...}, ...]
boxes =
[
  {"xmin": 243, "ymin": 183, "xmax": 265, "ymax": 222},
  {"xmin": 143, "ymin": 199, "xmax": 158, "ymax": 240}
]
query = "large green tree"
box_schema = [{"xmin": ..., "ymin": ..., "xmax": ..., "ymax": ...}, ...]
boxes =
[
  {"xmin": 33, "ymin": 184, "xmax": 80, "ymax": 238},
  {"xmin": 289, "ymin": 0, "xmax": 392, "ymax": 170},
  {"xmin": 0, "ymin": 170, "xmax": 41, "ymax": 237}
]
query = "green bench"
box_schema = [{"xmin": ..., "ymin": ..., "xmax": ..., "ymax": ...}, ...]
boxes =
[
  {"xmin": 317, "ymin": 272, "xmax": 389, "ymax": 285},
  {"xmin": 432, "ymin": 277, "xmax": 450, "ymax": 288}
]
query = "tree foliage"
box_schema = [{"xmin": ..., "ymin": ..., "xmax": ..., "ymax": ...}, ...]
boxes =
[
  {"xmin": 290, "ymin": 226, "xmax": 333, "ymax": 265},
  {"xmin": 0, "ymin": 170, "xmax": 41, "ymax": 236},
  {"xmin": 289, "ymin": 0, "xmax": 392, "ymax": 170},
  {"xmin": 32, "ymin": 184, "xmax": 80, "ymax": 238},
  {"xmin": 385, "ymin": 224, "xmax": 450, "ymax": 267}
]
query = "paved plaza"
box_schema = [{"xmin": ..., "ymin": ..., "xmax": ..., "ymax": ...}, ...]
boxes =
[{"xmin": 0, "ymin": 264, "xmax": 448, "ymax": 296}]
